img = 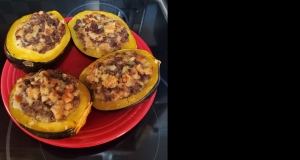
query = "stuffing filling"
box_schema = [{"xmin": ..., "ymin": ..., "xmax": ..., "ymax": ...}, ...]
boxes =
[
  {"xmin": 11, "ymin": 69, "xmax": 80, "ymax": 122},
  {"xmin": 15, "ymin": 11, "xmax": 66, "ymax": 54},
  {"xmin": 85, "ymin": 51, "xmax": 154, "ymax": 102},
  {"xmin": 73, "ymin": 12, "xmax": 129, "ymax": 54}
]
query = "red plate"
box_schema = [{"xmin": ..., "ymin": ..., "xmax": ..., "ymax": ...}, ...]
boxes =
[{"xmin": 1, "ymin": 17, "xmax": 157, "ymax": 148}]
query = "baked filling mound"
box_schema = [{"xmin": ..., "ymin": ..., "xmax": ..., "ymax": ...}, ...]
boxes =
[
  {"xmin": 15, "ymin": 11, "xmax": 66, "ymax": 54},
  {"xmin": 73, "ymin": 11, "xmax": 129, "ymax": 54},
  {"xmin": 11, "ymin": 69, "xmax": 80, "ymax": 122},
  {"xmin": 85, "ymin": 50, "xmax": 153, "ymax": 102}
]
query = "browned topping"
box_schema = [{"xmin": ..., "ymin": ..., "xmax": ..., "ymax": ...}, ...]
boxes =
[
  {"xmin": 73, "ymin": 12, "xmax": 130, "ymax": 54},
  {"xmin": 15, "ymin": 11, "xmax": 66, "ymax": 54},
  {"xmin": 85, "ymin": 51, "xmax": 153, "ymax": 102},
  {"xmin": 11, "ymin": 69, "xmax": 80, "ymax": 122}
]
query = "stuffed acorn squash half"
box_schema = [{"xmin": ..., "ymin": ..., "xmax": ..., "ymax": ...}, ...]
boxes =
[
  {"xmin": 5, "ymin": 10, "xmax": 71, "ymax": 73},
  {"xmin": 68, "ymin": 10, "xmax": 137, "ymax": 58},
  {"xmin": 9, "ymin": 69, "xmax": 92, "ymax": 139},
  {"xmin": 79, "ymin": 49, "xmax": 161, "ymax": 111}
]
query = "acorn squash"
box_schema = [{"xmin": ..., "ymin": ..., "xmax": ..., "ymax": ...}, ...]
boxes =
[
  {"xmin": 9, "ymin": 69, "xmax": 92, "ymax": 139},
  {"xmin": 79, "ymin": 49, "xmax": 161, "ymax": 111},
  {"xmin": 5, "ymin": 10, "xmax": 71, "ymax": 73},
  {"xmin": 67, "ymin": 10, "xmax": 137, "ymax": 58}
]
